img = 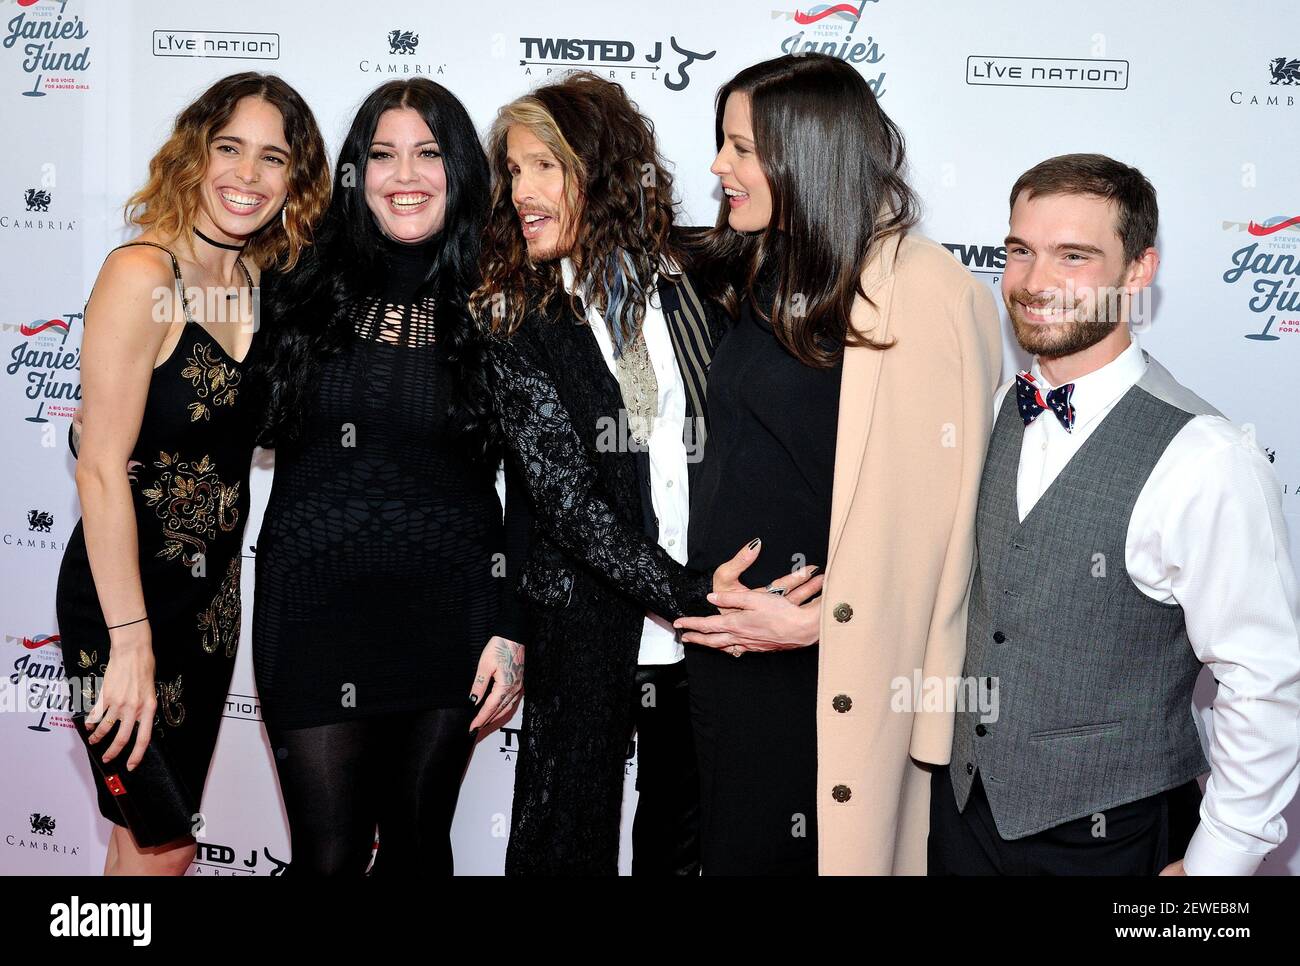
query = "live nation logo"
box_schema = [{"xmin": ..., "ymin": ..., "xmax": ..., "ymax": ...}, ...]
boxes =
[
  {"xmin": 967, "ymin": 55, "xmax": 1128, "ymax": 90},
  {"xmin": 1221, "ymin": 215, "xmax": 1300, "ymax": 340},
  {"xmin": 152, "ymin": 30, "xmax": 280, "ymax": 60}
]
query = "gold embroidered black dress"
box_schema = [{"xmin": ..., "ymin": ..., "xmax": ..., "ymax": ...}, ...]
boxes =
[{"xmin": 56, "ymin": 241, "xmax": 258, "ymax": 829}]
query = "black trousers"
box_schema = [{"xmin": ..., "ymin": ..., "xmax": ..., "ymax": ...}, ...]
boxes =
[
  {"xmin": 928, "ymin": 764, "xmax": 1203, "ymax": 875},
  {"xmin": 629, "ymin": 660, "xmax": 702, "ymax": 875}
]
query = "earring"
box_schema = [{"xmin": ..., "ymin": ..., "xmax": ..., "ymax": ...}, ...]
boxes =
[{"xmin": 280, "ymin": 202, "xmax": 288, "ymax": 228}]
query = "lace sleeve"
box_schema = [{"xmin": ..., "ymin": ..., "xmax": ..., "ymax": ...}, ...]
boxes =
[
  {"xmin": 491, "ymin": 457, "xmax": 533, "ymax": 645},
  {"xmin": 487, "ymin": 327, "xmax": 715, "ymax": 621}
]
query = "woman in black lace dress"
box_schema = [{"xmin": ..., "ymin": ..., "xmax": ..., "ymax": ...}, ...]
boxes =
[
  {"xmin": 252, "ymin": 79, "xmax": 529, "ymax": 876},
  {"xmin": 55, "ymin": 73, "xmax": 329, "ymax": 875}
]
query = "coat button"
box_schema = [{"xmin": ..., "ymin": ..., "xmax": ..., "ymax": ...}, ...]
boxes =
[
  {"xmin": 966, "ymin": 762, "xmax": 974, "ymax": 775},
  {"xmin": 831, "ymin": 784, "xmax": 852, "ymax": 803},
  {"xmin": 832, "ymin": 602, "xmax": 853, "ymax": 623},
  {"xmin": 975, "ymin": 724, "xmax": 987, "ymax": 737},
  {"xmin": 832, "ymin": 694, "xmax": 852, "ymax": 713},
  {"xmin": 992, "ymin": 630, "xmax": 1006, "ymax": 643}
]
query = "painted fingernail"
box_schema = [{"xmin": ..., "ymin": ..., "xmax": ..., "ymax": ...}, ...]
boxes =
[
  {"xmin": 468, "ymin": 694, "xmax": 479, "ymax": 706},
  {"xmin": 807, "ymin": 565, "xmax": 821, "ymax": 576},
  {"xmin": 747, "ymin": 537, "xmax": 760, "ymax": 550},
  {"xmin": 707, "ymin": 593, "xmax": 717, "ymax": 602}
]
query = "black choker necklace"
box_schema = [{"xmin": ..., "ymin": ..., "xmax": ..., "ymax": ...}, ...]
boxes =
[{"xmin": 193, "ymin": 226, "xmax": 245, "ymax": 251}]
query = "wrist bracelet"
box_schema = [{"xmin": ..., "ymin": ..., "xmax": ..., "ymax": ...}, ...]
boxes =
[{"xmin": 107, "ymin": 616, "xmax": 148, "ymax": 630}]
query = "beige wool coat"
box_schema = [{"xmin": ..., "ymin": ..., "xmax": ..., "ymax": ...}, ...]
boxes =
[{"xmin": 815, "ymin": 229, "xmax": 1003, "ymax": 874}]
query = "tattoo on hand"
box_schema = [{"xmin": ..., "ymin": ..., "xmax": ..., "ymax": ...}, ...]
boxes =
[{"xmin": 496, "ymin": 639, "xmax": 524, "ymax": 688}]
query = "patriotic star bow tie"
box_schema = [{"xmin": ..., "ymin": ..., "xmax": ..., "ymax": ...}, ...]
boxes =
[{"xmin": 1015, "ymin": 371, "xmax": 1076, "ymax": 432}]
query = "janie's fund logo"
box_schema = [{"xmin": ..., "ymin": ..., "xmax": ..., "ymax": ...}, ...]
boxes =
[
  {"xmin": 4, "ymin": 309, "xmax": 81, "ymax": 421},
  {"xmin": 3, "ymin": 0, "xmax": 92, "ymax": 97},
  {"xmin": 1222, "ymin": 215, "xmax": 1300, "ymax": 340},
  {"xmin": 771, "ymin": 2, "xmax": 886, "ymax": 96}
]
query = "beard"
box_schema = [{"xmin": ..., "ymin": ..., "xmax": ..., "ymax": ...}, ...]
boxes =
[
  {"xmin": 521, "ymin": 209, "xmax": 576, "ymax": 265},
  {"xmin": 1005, "ymin": 272, "xmax": 1127, "ymax": 359}
]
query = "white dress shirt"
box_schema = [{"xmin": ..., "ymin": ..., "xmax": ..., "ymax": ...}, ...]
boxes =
[
  {"xmin": 561, "ymin": 258, "xmax": 689, "ymax": 665},
  {"xmin": 994, "ymin": 333, "xmax": 1300, "ymax": 875}
]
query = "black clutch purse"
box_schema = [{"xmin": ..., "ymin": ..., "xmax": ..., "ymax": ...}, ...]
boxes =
[{"xmin": 72, "ymin": 711, "xmax": 197, "ymax": 848}]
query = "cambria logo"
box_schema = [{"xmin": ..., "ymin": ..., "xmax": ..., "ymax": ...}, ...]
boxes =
[
  {"xmin": 24, "ymin": 189, "xmax": 50, "ymax": 212},
  {"xmin": 388, "ymin": 29, "xmax": 418, "ymax": 55},
  {"xmin": 29, "ymin": 813, "xmax": 56, "ymax": 835}
]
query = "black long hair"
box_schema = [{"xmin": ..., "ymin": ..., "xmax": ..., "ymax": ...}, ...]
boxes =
[
  {"xmin": 255, "ymin": 78, "xmax": 494, "ymax": 458},
  {"xmin": 689, "ymin": 53, "xmax": 919, "ymax": 367}
]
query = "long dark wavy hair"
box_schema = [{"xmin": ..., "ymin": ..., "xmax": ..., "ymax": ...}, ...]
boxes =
[
  {"xmin": 691, "ymin": 53, "xmax": 920, "ymax": 367},
  {"xmin": 472, "ymin": 72, "xmax": 684, "ymax": 344},
  {"xmin": 256, "ymin": 79, "xmax": 494, "ymax": 458}
]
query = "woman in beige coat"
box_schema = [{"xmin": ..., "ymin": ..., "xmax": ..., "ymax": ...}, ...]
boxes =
[{"xmin": 676, "ymin": 53, "xmax": 1002, "ymax": 874}]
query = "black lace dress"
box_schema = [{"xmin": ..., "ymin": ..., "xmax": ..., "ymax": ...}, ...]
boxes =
[
  {"xmin": 252, "ymin": 237, "xmax": 528, "ymax": 731},
  {"xmin": 57, "ymin": 241, "xmax": 258, "ymax": 828}
]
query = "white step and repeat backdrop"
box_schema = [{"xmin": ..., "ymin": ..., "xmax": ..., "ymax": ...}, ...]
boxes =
[{"xmin": 2, "ymin": 0, "xmax": 1297, "ymax": 875}]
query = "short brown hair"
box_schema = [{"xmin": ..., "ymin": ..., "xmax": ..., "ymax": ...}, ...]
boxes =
[{"xmin": 1009, "ymin": 153, "xmax": 1157, "ymax": 264}]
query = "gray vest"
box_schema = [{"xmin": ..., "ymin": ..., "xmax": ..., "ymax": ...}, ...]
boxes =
[{"xmin": 950, "ymin": 354, "xmax": 1215, "ymax": 839}]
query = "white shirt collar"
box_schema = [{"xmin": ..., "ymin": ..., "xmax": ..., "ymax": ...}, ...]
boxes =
[
  {"xmin": 1029, "ymin": 333, "xmax": 1147, "ymax": 432},
  {"xmin": 559, "ymin": 255, "xmax": 669, "ymax": 309}
]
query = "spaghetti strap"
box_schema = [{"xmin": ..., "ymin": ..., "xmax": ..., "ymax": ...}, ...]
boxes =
[{"xmin": 104, "ymin": 240, "xmax": 196, "ymax": 324}]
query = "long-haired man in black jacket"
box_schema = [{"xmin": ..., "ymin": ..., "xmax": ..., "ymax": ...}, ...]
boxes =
[{"xmin": 474, "ymin": 73, "xmax": 821, "ymax": 875}]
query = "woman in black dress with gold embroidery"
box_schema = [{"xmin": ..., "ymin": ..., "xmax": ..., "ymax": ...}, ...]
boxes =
[{"xmin": 55, "ymin": 73, "xmax": 329, "ymax": 875}]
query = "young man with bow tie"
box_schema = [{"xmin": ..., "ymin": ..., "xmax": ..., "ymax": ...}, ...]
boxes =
[{"xmin": 928, "ymin": 153, "xmax": 1300, "ymax": 876}]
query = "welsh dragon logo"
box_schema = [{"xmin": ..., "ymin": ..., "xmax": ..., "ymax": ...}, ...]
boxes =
[
  {"xmin": 29, "ymin": 813, "xmax": 56, "ymax": 835},
  {"xmin": 24, "ymin": 188, "xmax": 50, "ymax": 212},
  {"xmin": 388, "ymin": 29, "xmax": 418, "ymax": 55},
  {"xmin": 1269, "ymin": 57, "xmax": 1300, "ymax": 85}
]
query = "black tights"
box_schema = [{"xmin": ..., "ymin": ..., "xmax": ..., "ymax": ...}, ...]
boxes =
[{"xmin": 268, "ymin": 706, "xmax": 475, "ymax": 876}]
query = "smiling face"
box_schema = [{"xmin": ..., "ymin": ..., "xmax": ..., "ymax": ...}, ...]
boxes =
[
  {"xmin": 505, "ymin": 123, "xmax": 577, "ymax": 262},
  {"xmin": 197, "ymin": 96, "xmax": 291, "ymax": 243},
  {"xmin": 710, "ymin": 91, "xmax": 772, "ymax": 233},
  {"xmin": 364, "ymin": 106, "xmax": 447, "ymax": 244},
  {"xmin": 1002, "ymin": 191, "xmax": 1154, "ymax": 360}
]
